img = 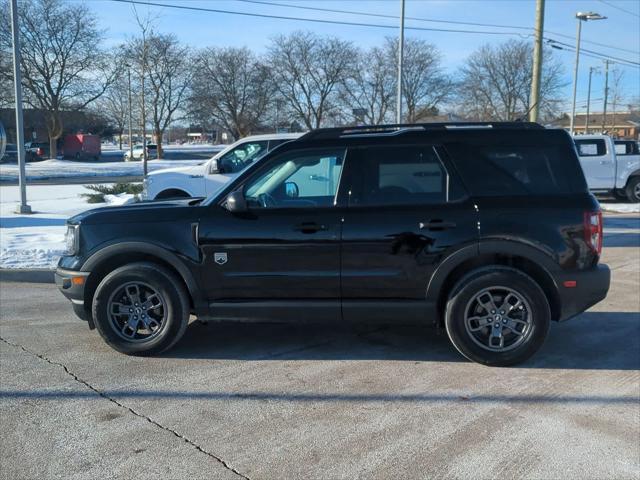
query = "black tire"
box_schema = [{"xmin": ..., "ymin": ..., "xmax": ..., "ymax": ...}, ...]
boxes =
[
  {"xmin": 625, "ymin": 177, "xmax": 640, "ymax": 203},
  {"xmin": 92, "ymin": 262, "xmax": 190, "ymax": 355},
  {"xmin": 156, "ymin": 189, "xmax": 190, "ymax": 200},
  {"xmin": 444, "ymin": 267, "xmax": 550, "ymax": 367}
]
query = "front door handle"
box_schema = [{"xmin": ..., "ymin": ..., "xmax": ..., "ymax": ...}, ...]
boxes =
[
  {"xmin": 419, "ymin": 219, "xmax": 457, "ymax": 231},
  {"xmin": 293, "ymin": 222, "xmax": 327, "ymax": 234}
]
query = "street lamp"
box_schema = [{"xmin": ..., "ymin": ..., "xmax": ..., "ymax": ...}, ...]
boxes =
[{"xmin": 569, "ymin": 11, "xmax": 606, "ymax": 135}]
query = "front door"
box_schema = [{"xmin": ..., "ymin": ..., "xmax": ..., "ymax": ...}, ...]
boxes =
[
  {"xmin": 339, "ymin": 144, "xmax": 478, "ymax": 322},
  {"xmin": 198, "ymin": 147, "xmax": 346, "ymax": 322}
]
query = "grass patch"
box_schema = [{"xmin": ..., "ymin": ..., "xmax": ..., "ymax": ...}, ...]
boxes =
[{"xmin": 82, "ymin": 182, "xmax": 143, "ymax": 203}]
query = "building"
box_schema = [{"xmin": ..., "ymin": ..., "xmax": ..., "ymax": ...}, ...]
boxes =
[{"xmin": 552, "ymin": 112, "xmax": 640, "ymax": 139}]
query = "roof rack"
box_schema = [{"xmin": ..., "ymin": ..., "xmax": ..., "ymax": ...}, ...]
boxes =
[{"xmin": 299, "ymin": 122, "xmax": 544, "ymax": 141}]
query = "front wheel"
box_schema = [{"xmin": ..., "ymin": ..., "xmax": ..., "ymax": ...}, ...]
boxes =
[
  {"xmin": 445, "ymin": 268, "xmax": 550, "ymax": 366},
  {"xmin": 625, "ymin": 177, "xmax": 640, "ymax": 203},
  {"xmin": 92, "ymin": 262, "xmax": 190, "ymax": 355}
]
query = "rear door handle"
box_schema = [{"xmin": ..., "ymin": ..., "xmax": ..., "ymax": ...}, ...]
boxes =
[
  {"xmin": 293, "ymin": 222, "xmax": 327, "ymax": 234},
  {"xmin": 419, "ymin": 220, "xmax": 457, "ymax": 231}
]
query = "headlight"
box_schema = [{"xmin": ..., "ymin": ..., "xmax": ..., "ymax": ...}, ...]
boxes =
[{"xmin": 65, "ymin": 225, "xmax": 79, "ymax": 256}]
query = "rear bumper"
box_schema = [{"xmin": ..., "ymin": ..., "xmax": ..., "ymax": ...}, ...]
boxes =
[
  {"xmin": 556, "ymin": 264, "xmax": 611, "ymax": 321},
  {"xmin": 55, "ymin": 268, "xmax": 90, "ymax": 322}
]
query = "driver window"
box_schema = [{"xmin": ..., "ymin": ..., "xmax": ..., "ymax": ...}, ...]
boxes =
[
  {"xmin": 213, "ymin": 141, "xmax": 268, "ymax": 174},
  {"xmin": 245, "ymin": 149, "xmax": 345, "ymax": 208}
]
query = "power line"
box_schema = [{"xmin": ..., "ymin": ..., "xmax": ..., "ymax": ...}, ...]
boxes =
[
  {"xmin": 110, "ymin": 0, "xmax": 527, "ymax": 36},
  {"xmin": 597, "ymin": 0, "xmax": 640, "ymax": 18},
  {"xmin": 234, "ymin": 0, "xmax": 639, "ymax": 56},
  {"xmin": 110, "ymin": 0, "xmax": 640, "ymax": 67},
  {"xmin": 545, "ymin": 38, "xmax": 640, "ymax": 67}
]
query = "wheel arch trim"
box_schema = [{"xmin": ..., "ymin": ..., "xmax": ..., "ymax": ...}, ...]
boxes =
[{"xmin": 81, "ymin": 241, "xmax": 206, "ymax": 314}]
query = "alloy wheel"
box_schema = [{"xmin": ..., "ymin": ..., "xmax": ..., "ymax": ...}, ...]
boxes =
[
  {"xmin": 107, "ymin": 282, "xmax": 167, "ymax": 342},
  {"xmin": 464, "ymin": 286, "xmax": 533, "ymax": 352}
]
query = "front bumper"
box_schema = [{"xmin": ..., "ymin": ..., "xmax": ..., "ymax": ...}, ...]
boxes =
[
  {"xmin": 55, "ymin": 268, "xmax": 91, "ymax": 322},
  {"xmin": 556, "ymin": 264, "xmax": 611, "ymax": 321}
]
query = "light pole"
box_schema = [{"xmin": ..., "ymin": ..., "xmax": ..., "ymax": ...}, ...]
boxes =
[
  {"xmin": 396, "ymin": 0, "xmax": 405, "ymax": 124},
  {"xmin": 569, "ymin": 11, "xmax": 606, "ymax": 135},
  {"xmin": 126, "ymin": 64, "xmax": 133, "ymax": 162},
  {"xmin": 10, "ymin": 0, "xmax": 31, "ymax": 214}
]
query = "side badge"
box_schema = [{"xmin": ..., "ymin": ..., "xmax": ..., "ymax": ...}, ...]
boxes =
[{"xmin": 214, "ymin": 252, "xmax": 228, "ymax": 265}]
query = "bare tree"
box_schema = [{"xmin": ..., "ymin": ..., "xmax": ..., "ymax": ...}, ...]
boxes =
[
  {"xmin": 458, "ymin": 39, "xmax": 564, "ymax": 121},
  {"xmin": 95, "ymin": 72, "xmax": 129, "ymax": 149},
  {"xmin": 269, "ymin": 31, "xmax": 357, "ymax": 129},
  {"xmin": 189, "ymin": 47, "xmax": 273, "ymax": 140},
  {"xmin": 385, "ymin": 37, "xmax": 453, "ymax": 123},
  {"xmin": 339, "ymin": 46, "xmax": 395, "ymax": 125},
  {"xmin": 0, "ymin": 0, "xmax": 115, "ymax": 158},
  {"xmin": 135, "ymin": 34, "xmax": 191, "ymax": 158}
]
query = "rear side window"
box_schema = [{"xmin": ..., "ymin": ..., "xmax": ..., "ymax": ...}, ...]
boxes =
[
  {"xmin": 575, "ymin": 139, "xmax": 606, "ymax": 157},
  {"xmin": 615, "ymin": 141, "xmax": 639, "ymax": 156},
  {"xmin": 446, "ymin": 143, "xmax": 574, "ymax": 196},
  {"xmin": 348, "ymin": 145, "xmax": 461, "ymax": 206}
]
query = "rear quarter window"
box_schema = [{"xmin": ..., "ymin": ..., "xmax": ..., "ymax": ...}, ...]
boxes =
[
  {"xmin": 575, "ymin": 139, "xmax": 606, "ymax": 157},
  {"xmin": 445, "ymin": 143, "xmax": 578, "ymax": 196}
]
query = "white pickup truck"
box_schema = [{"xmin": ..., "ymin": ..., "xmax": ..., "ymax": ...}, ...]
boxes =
[
  {"xmin": 574, "ymin": 134, "xmax": 640, "ymax": 202},
  {"xmin": 143, "ymin": 133, "xmax": 302, "ymax": 200}
]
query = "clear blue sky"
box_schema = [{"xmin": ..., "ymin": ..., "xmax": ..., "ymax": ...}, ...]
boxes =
[{"xmin": 85, "ymin": 0, "xmax": 639, "ymax": 114}]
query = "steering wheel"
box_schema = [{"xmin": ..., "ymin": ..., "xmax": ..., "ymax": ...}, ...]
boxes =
[{"xmin": 257, "ymin": 193, "xmax": 277, "ymax": 208}]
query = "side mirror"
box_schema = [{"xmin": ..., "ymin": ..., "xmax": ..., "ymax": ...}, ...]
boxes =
[
  {"xmin": 224, "ymin": 189, "xmax": 248, "ymax": 213},
  {"xmin": 285, "ymin": 181, "xmax": 299, "ymax": 198}
]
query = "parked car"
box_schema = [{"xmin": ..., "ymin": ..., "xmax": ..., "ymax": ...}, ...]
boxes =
[
  {"xmin": 574, "ymin": 134, "xmax": 640, "ymax": 202},
  {"xmin": 24, "ymin": 141, "xmax": 50, "ymax": 161},
  {"xmin": 56, "ymin": 122, "xmax": 610, "ymax": 366},
  {"xmin": 63, "ymin": 134, "xmax": 101, "ymax": 160},
  {"xmin": 0, "ymin": 143, "xmax": 18, "ymax": 163},
  {"xmin": 143, "ymin": 133, "xmax": 302, "ymax": 200},
  {"xmin": 124, "ymin": 143, "xmax": 157, "ymax": 161}
]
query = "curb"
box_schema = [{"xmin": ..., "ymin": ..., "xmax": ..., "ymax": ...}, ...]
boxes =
[{"xmin": 0, "ymin": 269, "xmax": 55, "ymax": 284}]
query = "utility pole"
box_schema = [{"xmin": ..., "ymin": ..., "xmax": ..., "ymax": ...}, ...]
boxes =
[
  {"xmin": 396, "ymin": 0, "xmax": 405, "ymax": 124},
  {"xmin": 585, "ymin": 66, "xmax": 596, "ymax": 134},
  {"xmin": 602, "ymin": 59, "xmax": 611, "ymax": 132},
  {"xmin": 529, "ymin": 0, "xmax": 545, "ymax": 123},
  {"xmin": 10, "ymin": 0, "xmax": 31, "ymax": 214}
]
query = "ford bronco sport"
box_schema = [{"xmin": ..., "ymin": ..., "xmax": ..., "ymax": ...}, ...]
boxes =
[{"xmin": 56, "ymin": 123, "xmax": 610, "ymax": 366}]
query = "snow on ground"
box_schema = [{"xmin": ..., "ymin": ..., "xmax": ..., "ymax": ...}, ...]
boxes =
[
  {"xmin": 0, "ymin": 185, "xmax": 133, "ymax": 269},
  {"xmin": 600, "ymin": 202, "xmax": 640, "ymax": 213},
  {"xmin": 0, "ymin": 159, "xmax": 204, "ymax": 182}
]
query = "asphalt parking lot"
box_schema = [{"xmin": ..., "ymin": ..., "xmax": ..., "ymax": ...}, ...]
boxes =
[{"xmin": 1, "ymin": 214, "xmax": 639, "ymax": 479}]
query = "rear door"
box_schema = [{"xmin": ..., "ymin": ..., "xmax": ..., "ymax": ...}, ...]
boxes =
[
  {"xmin": 339, "ymin": 144, "xmax": 478, "ymax": 321},
  {"xmin": 575, "ymin": 138, "xmax": 615, "ymax": 189}
]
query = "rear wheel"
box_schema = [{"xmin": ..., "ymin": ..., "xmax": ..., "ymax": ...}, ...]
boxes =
[
  {"xmin": 625, "ymin": 177, "xmax": 640, "ymax": 203},
  {"xmin": 92, "ymin": 262, "xmax": 189, "ymax": 355},
  {"xmin": 445, "ymin": 268, "xmax": 550, "ymax": 366}
]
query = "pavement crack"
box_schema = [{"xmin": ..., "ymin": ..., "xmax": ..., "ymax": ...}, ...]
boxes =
[{"xmin": 0, "ymin": 335, "xmax": 251, "ymax": 480}]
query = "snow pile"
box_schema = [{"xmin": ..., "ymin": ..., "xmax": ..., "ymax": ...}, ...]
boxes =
[{"xmin": 0, "ymin": 185, "xmax": 134, "ymax": 269}]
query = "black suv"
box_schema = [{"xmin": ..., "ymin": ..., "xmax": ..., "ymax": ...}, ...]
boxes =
[{"xmin": 56, "ymin": 123, "xmax": 610, "ymax": 366}]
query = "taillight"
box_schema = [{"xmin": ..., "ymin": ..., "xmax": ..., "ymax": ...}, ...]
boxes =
[
  {"xmin": 584, "ymin": 210, "xmax": 603, "ymax": 255},
  {"xmin": 36, "ymin": 148, "xmax": 44, "ymax": 156}
]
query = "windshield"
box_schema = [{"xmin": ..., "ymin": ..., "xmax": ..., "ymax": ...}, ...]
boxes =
[{"xmin": 211, "ymin": 140, "xmax": 269, "ymax": 174}]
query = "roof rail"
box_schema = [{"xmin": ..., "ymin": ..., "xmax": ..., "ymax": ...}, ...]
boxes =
[{"xmin": 299, "ymin": 122, "xmax": 544, "ymax": 141}]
